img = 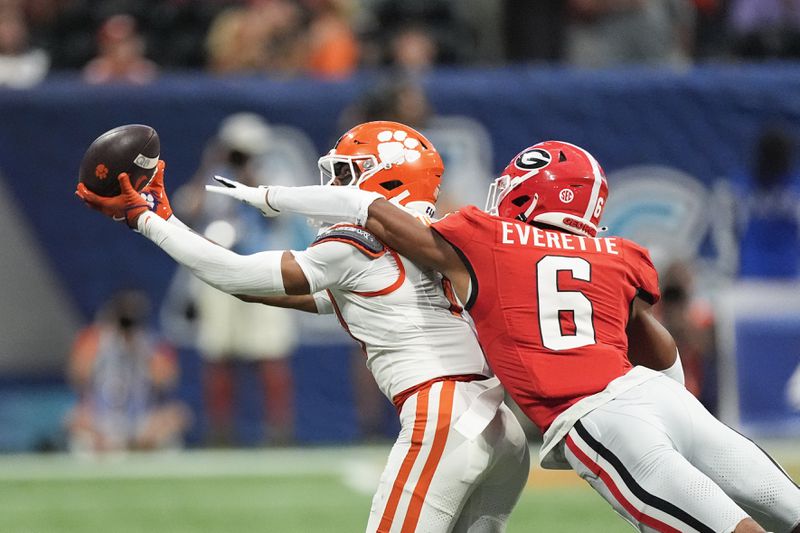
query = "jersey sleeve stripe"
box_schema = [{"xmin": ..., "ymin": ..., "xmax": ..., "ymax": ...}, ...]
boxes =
[
  {"xmin": 377, "ymin": 388, "xmax": 431, "ymax": 532},
  {"xmin": 635, "ymin": 288, "xmax": 657, "ymax": 305},
  {"xmin": 400, "ymin": 381, "xmax": 456, "ymax": 533}
]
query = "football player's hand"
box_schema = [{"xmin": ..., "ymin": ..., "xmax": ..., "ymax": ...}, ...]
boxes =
[
  {"xmin": 140, "ymin": 160, "xmax": 173, "ymax": 221},
  {"xmin": 204, "ymin": 175, "xmax": 279, "ymax": 217},
  {"xmin": 76, "ymin": 173, "xmax": 149, "ymax": 228},
  {"xmin": 75, "ymin": 181, "xmax": 128, "ymax": 220}
]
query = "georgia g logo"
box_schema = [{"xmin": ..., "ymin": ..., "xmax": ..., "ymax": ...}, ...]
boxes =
[{"xmin": 515, "ymin": 148, "xmax": 551, "ymax": 171}]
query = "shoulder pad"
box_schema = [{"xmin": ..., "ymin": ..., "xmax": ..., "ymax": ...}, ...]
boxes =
[{"xmin": 312, "ymin": 224, "xmax": 386, "ymax": 259}]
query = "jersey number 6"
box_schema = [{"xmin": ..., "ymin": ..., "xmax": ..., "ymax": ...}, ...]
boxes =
[{"xmin": 536, "ymin": 256, "xmax": 596, "ymax": 351}]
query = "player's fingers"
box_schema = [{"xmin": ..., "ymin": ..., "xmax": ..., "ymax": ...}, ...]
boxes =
[
  {"xmin": 204, "ymin": 185, "xmax": 243, "ymax": 203},
  {"xmin": 75, "ymin": 185, "xmax": 108, "ymax": 210},
  {"xmin": 75, "ymin": 182, "xmax": 90, "ymax": 198},
  {"xmin": 76, "ymin": 182, "xmax": 99, "ymax": 202},
  {"xmin": 117, "ymin": 172, "xmax": 135, "ymax": 194}
]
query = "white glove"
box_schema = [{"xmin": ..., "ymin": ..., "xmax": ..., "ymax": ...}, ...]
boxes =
[{"xmin": 204, "ymin": 175, "xmax": 279, "ymax": 217}]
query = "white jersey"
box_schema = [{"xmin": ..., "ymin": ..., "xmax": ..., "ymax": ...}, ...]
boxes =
[
  {"xmin": 292, "ymin": 224, "xmax": 491, "ymax": 402},
  {"xmin": 136, "ymin": 213, "xmax": 528, "ymax": 532}
]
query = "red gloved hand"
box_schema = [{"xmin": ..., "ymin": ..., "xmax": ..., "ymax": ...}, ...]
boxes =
[
  {"xmin": 140, "ymin": 160, "xmax": 173, "ymax": 221},
  {"xmin": 75, "ymin": 172, "xmax": 149, "ymax": 228}
]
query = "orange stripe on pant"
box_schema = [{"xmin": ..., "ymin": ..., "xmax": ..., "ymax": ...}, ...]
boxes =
[
  {"xmin": 377, "ymin": 387, "xmax": 431, "ymax": 533},
  {"xmin": 400, "ymin": 381, "xmax": 456, "ymax": 533}
]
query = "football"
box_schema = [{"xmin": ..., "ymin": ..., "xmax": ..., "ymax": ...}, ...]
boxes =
[{"xmin": 78, "ymin": 124, "xmax": 160, "ymax": 197}]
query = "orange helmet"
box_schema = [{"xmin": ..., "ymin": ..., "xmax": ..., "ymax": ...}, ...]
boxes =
[{"xmin": 318, "ymin": 121, "xmax": 443, "ymax": 217}]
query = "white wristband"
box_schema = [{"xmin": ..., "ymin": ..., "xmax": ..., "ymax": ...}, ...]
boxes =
[
  {"xmin": 661, "ymin": 348, "xmax": 685, "ymax": 386},
  {"xmin": 267, "ymin": 185, "xmax": 383, "ymax": 226}
]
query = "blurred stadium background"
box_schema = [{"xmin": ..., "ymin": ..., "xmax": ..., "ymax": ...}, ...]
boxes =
[{"xmin": 1, "ymin": 0, "xmax": 800, "ymax": 530}]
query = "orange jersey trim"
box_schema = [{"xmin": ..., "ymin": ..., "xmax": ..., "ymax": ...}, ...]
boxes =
[
  {"xmin": 392, "ymin": 373, "xmax": 488, "ymax": 412},
  {"xmin": 327, "ymin": 289, "xmax": 367, "ymax": 357},
  {"xmin": 440, "ymin": 278, "xmax": 463, "ymax": 317},
  {"xmin": 353, "ymin": 249, "xmax": 406, "ymax": 298}
]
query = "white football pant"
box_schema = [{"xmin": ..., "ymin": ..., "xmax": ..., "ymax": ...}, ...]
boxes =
[
  {"xmin": 367, "ymin": 379, "xmax": 530, "ymax": 533},
  {"xmin": 564, "ymin": 374, "xmax": 800, "ymax": 533}
]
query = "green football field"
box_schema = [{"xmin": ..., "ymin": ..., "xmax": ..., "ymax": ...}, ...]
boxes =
[{"xmin": 0, "ymin": 444, "xmax": 796, "ymax": 532}]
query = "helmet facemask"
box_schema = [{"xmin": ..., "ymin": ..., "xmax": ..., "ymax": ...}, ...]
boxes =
[
  {"xmin": 486, "ymin": 172, "xmax": 539, "ymax": 221},
  {"xmin": 318, "ymin": 149, "xmax": 406, "ymax": 189}
]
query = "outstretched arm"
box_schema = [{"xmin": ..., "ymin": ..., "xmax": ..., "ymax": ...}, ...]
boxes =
[
  {"xmin": 263, "ymin": 186, "xmax": 471, "ymax": 301},
  {"xmin": 362, "ymin": 199, "xmax": 471, "ymax": 301},
  {"xmin": 203, "ymin": 181, "xmax": 472, "ymax": 300},
  {"xmin": 205, "ymin": 178, "xmax": 449, "ymax": 269},
  {"xmin": 76, "ymin": 171, "xmax": 312, "ymax": 297}
]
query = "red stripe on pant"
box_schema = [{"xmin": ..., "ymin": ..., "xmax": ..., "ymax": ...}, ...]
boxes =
[{"xmin": 565, "ymin": 434, "xmax": 682, "ymax": 533}]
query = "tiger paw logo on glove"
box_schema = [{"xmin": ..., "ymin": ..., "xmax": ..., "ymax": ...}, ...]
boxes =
[
  {"xmin": 140, "ymin": 191, "xmax": 157, "ymax": 211},
  {"xmin": 376, "ymin": 129, "xmax": 422, "ymax": 165}
]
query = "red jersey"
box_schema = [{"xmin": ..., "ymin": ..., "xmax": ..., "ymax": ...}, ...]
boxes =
[{"xmin": 432, "ymin": 206, "xmax": 660, "ymax": 432}]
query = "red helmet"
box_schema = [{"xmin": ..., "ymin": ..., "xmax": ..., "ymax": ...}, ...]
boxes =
[
  {"xmin": 318, "ymin": 121, "xmax": 443, "ymax": 217},
  {"xmin": 486, "ymin": 141, "xmax": 608, "ymax": 237}
]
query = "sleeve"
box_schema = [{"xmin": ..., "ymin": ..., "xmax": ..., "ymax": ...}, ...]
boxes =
[
  {"xmin": 290, "ymin": 240, "xmax": 371, "ymax": 294},
  {"xmin": 430, "ymin": 208, "xmax": 479, "ymax": 250},
  {"xmin": 268, "ymin": 185, "xmax": 383, "ymax": 226},
  {"xmin": 137, "ymin": 211, "xmax": 287, "ymax": 297},
  {"xmin": 626, "ymin": 240, "xmax": 661, "ymax": 304},
  {"xmin": 312, "ymin": 291, "xmax": 334, "ymax": 315}
]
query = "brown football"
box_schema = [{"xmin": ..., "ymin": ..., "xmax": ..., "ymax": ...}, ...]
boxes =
[{"xmin": 78, "ymin": 124, "xmax": 160, "ymax": 197}]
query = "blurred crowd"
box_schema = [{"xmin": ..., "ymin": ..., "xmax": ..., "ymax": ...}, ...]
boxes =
[{"xmin": 3, "ymin": 0, "xmax": 800, "ymax": 87}]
